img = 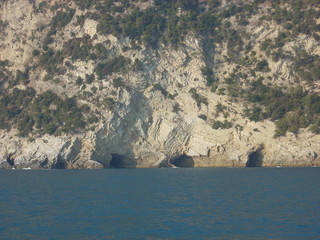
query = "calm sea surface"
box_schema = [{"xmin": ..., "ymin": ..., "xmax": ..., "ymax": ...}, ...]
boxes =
[{"xmin": 0, "ymin": 168, "xmax": 319, "ymax": 240}]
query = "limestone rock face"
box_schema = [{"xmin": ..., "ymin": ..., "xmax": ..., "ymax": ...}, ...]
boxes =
[{"xmin": 0, "ymin": 0, "xmax": 319, "ymax": 169}]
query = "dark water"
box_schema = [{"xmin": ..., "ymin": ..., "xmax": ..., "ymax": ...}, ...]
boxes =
[{"xmin": 0, "ymin": 168, "xmax": 319, "ymax": 240}]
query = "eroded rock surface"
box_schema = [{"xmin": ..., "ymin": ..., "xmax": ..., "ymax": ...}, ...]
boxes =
[{"xmin": 0, "ymin": 0, "xmax": 319, "ymax": 169}]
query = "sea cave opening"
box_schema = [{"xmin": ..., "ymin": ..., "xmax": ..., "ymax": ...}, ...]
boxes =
[
  {"xmin": 109, "ymin": 154, "xmax": 136, "ymax": 168},
  {"xmin": 6, "ymin": 155, "xmax": 14, "ymax": 166},
  {"xmin": 52, "ymin": 156, "xmax": 67, "ymax": 169},
  {"xmin": 171, "ymin": 155, "xmax": 194, "ymax": 168},
  {"xmin": 246, "ymin": 149, "xmax": 264, "ymax": 167}
]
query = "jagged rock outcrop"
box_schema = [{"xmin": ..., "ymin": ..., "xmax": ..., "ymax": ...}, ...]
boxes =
[{"xmin": 0, "ymin": 0, "xmax": 319, "ymax": 169}]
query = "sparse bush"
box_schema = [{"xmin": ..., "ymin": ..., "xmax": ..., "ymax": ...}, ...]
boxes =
[
  {"xmin": 216, "ymin": 103, "xmax": 227, "ymax": 113},
  {"xmin": 0, "ymin": 87, "xmax": 87, "ymax": 136},
  {"xmin": 198, "ymin": 114, "xmax": 207, "ymax": 121},
  {"xmin": 256, "ymin": 60, "xmax": 270, "ymax": 72},
  {"xmin": 172, "ymin": 103, "xmax": 181, "ymax": 113},
  {"xmin": 75, "ymin": 0, "xmax": 99, "ymax": 10},
  {"xmin": 63, "ymin": 36, "xmax": 93, "ymax": 61},
  {"xmin": 94, "ymin": 56, "xmax": 130, "ymax": 79},
  {"xmin": 32, "ymin": 49, "xmax": 40, "ymax": 57},
  {"xmin": 201, "ymin": 66, "xmax": 216, "ymax": 86},
  {"xmin": 104, "ymin": 97, "xmax": 115, "ymax": 110},
  {"xmin": 50, "ymin": 8, "xmax": 75, "ymax": 32},
  {"xmin": 152, "ymin": 84, "xmax": 174, "ymax": 99},
  {"xmin": 212, "ymin": 120, "xmax": 232, "ymax": 130},
  {"xmin": 189, "ymin": 88, "xmax": 208, "ymax": 108},
  {"xmin": 244, "ymin": 80, "xmax": 320, "ymax": 136},
  {"xmin": 85, "ymin": 74, "xmax": 95, "ymax": 84},
  {"xmin": 76, "ymin": 77, "xmax": 83, "ymax": 86},
  {"xmin": 112, "ymin": 77, "xmax": 125, "ymax": 88}
]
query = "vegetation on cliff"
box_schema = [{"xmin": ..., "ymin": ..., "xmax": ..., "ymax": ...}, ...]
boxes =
[
  {"xmin": 0, "ymin": 0, "xmax": 319, "ymax": 138},
  {"xmin": 0, "ymin": 88, "xmax": 87, "ymax": 136}
]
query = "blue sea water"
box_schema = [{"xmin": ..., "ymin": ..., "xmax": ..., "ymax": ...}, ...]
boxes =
[{"xmin": 0, "ymin": 168, "xmax": 319, "ymax": 240}]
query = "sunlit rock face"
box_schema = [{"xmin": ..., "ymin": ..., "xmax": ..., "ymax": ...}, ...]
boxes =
[{"xmin": 0, "ymin": 0, "xmax": 319, "ymax": 169}]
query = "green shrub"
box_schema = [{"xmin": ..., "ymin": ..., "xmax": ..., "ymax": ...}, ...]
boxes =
[
  {"xmin": 260, "ymin": 39, "xmax": 272, "ymax": 52},
  {"xmin": 172, "ymin": 103, "xmax": 181, "ymax": 113},
  {"xmin": 93, "ymin": 43, "xmax": 108, "ymax": 60},
  {"xmin": 310, "ymin": 119, "xmax": 320, "ymax": 134},
  {"xmin": 293, "ymin": 49, "xmax": 320, "ymax": 83},
  {"xmin": 0, "ymin": 60, "xmax": 9, "ymax": 67},
  {"xmin": 216, "ymin": 102, "xmax": 227, "ymax": 113},
  {"xmin": 189, "ymin": 88, "xmax": 208, "ymax": 108},
  {"xmin": 50, "ymin": 8, "xmax": 75, "ymax": 32},
  {"xmin": 152, "ymin": 84, "xmax": 174, "ymax": 99},
  {"xmin": 85, "ymin": 74, "xmax": 95, "ymax": 84},
  {"xmin": 0, "ymin": 88, "xmax": 87, "ymax": 136},
  {"xmin": 212, "ymin": 120, "xmax": 232, "ymax": 129},
  {"xmin": 112, "ymin": 77, "xmax": 125, "ymax": 88},
  {"xmin": 198, "ymin": 114, "xmax": 207, "ymax": 121},
  {"xmin": 76, "ymin": 77, "xmax": 83, "ymax": 86},
  {"xmin": 97, "ymin": 14, "xmax": 121, "ymax": 36},
  {"xmin": 62, "ymin": 36, "xmax": 93, "ymax": 61},
  {"xmin": 121, "ymin": 8, "xmax": 166, "ymax": 48},
  {"xmin": 75, "ymin": 0, "xmax": 99, "ymax": 10},
  {"xmin": 94, "ymin": 56, "xmax": 130, "ymax": 79},
  {"xmin": 103, "ymin": 97, "xmax": 115, "ymax": 110},
  {"xmin": 244, "ymin": 80, "xmax": 320, "ymax": 136},
  {"xmin": 201, "ymin": 66, "xmax": 216, "ymax": 86},
  {"xmin": 38, "ymin": 49, "xmax": 64, "ymax": 74},
  {"xmin": 256, "ymin": 60, "xmax": 270, "ymax": 72},
  {"xmin": 15, "ymin": 68, "xmax": 30, "ymax": 84},
  {"xmin": 196, "ymin": 11, "xmax": 219, "ymax": 35},
  {"xmin": 32, "ymin": 49, "xmax": 40, "ymax": 57}
]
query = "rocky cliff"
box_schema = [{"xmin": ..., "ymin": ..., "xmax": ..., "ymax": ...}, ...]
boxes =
[{"xmin": 0, "ymin": 0, "xmax": 319, "ymax": 169}]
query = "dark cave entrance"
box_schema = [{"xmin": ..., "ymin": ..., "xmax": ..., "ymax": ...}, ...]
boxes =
[
  {"xmin": 171, "ymin": 155, "xmax": 194, "ymax": 168},
  {"xmin": 109, "ymin": 154, "xmax": 136, "ymax": 168},
  {"xmin": 246, "ymin": 149, "xmax": 264, "ymax": 167},
  {"xmin": 52, "ymin": 156, "xmax": 67, "ymax": 169},
  {"xmin": 6, "ymin": 155, "xmax": 14, "ymax": 166}
]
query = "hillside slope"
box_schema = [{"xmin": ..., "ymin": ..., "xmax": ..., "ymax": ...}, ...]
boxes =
[{"xmin": 0, "ymin": 0, "xmax": 319, "ymax": 169}]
